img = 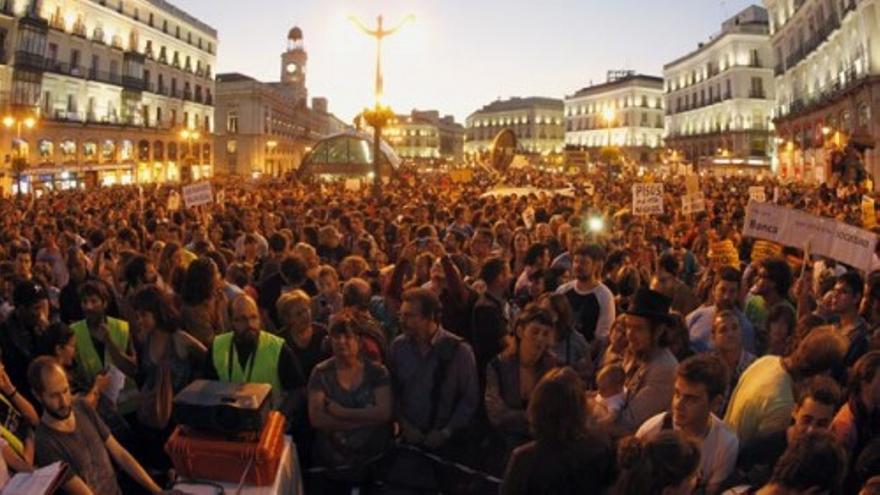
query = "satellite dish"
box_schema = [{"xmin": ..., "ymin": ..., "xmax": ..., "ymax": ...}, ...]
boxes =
[{"xmin": 490, "ymin": 129, "xmax": 518, "ymax": 172}]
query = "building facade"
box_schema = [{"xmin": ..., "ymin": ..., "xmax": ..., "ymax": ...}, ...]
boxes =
[
  {"xmin": 359, "ymin": 109, "xmax": 464, "ymax": 161},
  {"xmin": 565, "ymin": 72, "xmax": 666, "ymax": 164},
  {"xmin": 213, "ymin": 27, "xmax": 347, "ymax": 178},
  {"xmin": 465, "ymin": 97, "xmax": 564, "ymax": 156},
  {"xmin": 766, "ymin": 0, "xmax": 880, "ymax": 182},
  {"xmin": 664, "ymin": 5, "xmax": 776, "ymax": 176},
  {"xmin": 0, "ymin": 0, "xmax": 216, "ymax": 192}
]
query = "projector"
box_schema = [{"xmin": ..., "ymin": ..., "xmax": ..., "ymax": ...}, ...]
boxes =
[{"xmin": 172, "ymin": 380, "xmax": 272, "ymax": 434}]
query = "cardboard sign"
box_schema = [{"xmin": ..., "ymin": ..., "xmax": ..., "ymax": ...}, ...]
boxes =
[
  {"xmin": 744, "ymin": 201, "xmax": 878, "ymax": 271},
  {"xmin": 751, "ymin": 240, "xmax": 783, "ymax": 263},
  {"xmin": 685, "ymin": 175, "xmax": 700, "ymax": 195},
  {"xmin": 450, "ymin": 169, "xmax": 474, "ymax": 184},
  {"xmin": 344, "ymin": 179, "xmax": 361, "ymax": 192},
  {"xmin": 166, "ymin": 191, "xmax": 181, "ymax": 211},
  {"xmin": 632, "ymin": 183, "xmax": 664, "ymax": 216},
  {"xmin": 681, "ymin": 193, "xmax": 706, "ymax": 215},
  {"xmin": 862, "ymin": 196, "xmax": 876, "ymax": 229},
  {"xmin": 182, "ymin": 181, "xmax": 213, "ymax": 208},
  {"xmin": 709, "ymin": 239, "xmax": 741, "ymax": 268},
  {"xmin": 749, "ymin": 186, "xmax": 766, "ymax": 203}
]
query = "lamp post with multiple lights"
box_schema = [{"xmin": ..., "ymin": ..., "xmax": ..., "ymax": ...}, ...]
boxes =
[
  {"xmin": 350, "ymin": 14, "xmax": 413, "ymax": 200},
  {"xmin": 3, "ymin": 115, "xmax": 37, "ymax": 196},
  {"xmin": 180, "ymin": 128, "xmax": 201, "ymax": 183}
]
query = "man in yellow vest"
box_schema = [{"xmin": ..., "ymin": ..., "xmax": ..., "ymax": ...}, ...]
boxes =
[
  {"xmin": 71, "ymin": 281, "xmax": 139, "ymax": 415},
  {"xmin": 208, "ymin": 294, "xmax": 304, "ymax": 419}
]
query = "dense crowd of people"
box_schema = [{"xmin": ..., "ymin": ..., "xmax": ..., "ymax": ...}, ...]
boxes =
[{"xmin": 0, "ymin": 165, "xmax": 878, "ymax": 494}]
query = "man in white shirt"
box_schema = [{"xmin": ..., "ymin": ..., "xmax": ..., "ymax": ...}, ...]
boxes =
[
  {"xmin": 636, "ymin": 354, "xmax": 738, "ymax": 494},
  {"xmin": 555, "ymin": 244, "xmax": 615, "ymax": 343}
]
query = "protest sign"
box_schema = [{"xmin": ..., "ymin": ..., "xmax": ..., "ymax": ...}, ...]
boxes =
[
  {"xmin": 182, "ymin": 181, "xmax": 213, "ymax": 208},
  {"xmin": 748, "ymin": 186, "xmax": 766, "ymax": 203},
  {"xmin": 751, "ymin": 240, "xmax": 783, "ymax": 264},
  {"xmin": 166, "ymin": 191, "xmax": 180, "ymax": 211},
  {"xmin": 632, "ymin": 183, "xmax": 664, "ymax": 216},
  {"xmin": 709, "ymin": 240, "xmax": 740, "ymax": 268},
  {"xmin": 450, "ymin": 169, "xmax": 474, "ymax": 184},
  {"xmin": 681, "ymin": 192, "xmax": 706, "ymax": 215},
  {"xmin": 344, "ymin": 179, "xmax": 361, "ymax": 192},
  {"xmin": 862, "ymin": 196, "xmax": 876, "ymax": 229},
  {"xmin": 685, "ymin": 175, "xmax": 699, "ymax": 195},
  {"xmin": 743, "ymin": 201, "xmax": 877, "ymax": 271}
]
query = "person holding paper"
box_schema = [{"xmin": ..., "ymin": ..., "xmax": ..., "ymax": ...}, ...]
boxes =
[
  {"xmin": 29, "ymin": 357, "xmax": 173, "ymax": 495},
  {"xmin": 70, "ymin": 282, "xmax": 139, "ymax": 415}
]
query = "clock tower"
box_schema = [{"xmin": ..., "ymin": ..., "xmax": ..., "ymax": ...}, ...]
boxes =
[{"xmin": 281, "ymin": 26, "xmax": 308, "ymax": 106}]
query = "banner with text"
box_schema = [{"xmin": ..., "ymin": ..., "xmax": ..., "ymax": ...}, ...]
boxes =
[
  {"xmin": 681, "ymin": 192, "xmax": 706, "ymax": 215},
  {"xmin": 743, "ymin": 202, "xmax": 877, "ymax": 271},
  {"xmin": 632, "ymin": 183, "xmax": 664, "ymax": 216},
  {"xmin": 182, "ymin": 181, "xmax": 213, "ymax": 208}
]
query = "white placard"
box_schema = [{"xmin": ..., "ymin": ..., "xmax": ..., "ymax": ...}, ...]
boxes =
[
  {"xmin": 743, "ymin": 201, "xmax": 877, "ymax": 271},
  {"xmin": 182, "ymin": 181, "xmax": 213, "ymax": 208},
  {"xmin": 682, "ymin": 192, "xmax": 706, "ymax": 215},
  {"xmin": 632, "ymin": 183, "xmax": 664, "ymax": 216},
  {"xmin": 166, "ymin": 191, "xmax": 180, "ymax": 211},
  {"xmin": 344, "ymin": 179, "xmax": 361, "ymax": 192},
  {"xmin": 749, "ymin": 186, "xmax": 766, "ymax": 203}
]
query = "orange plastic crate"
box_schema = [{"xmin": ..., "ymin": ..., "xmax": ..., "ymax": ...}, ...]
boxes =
[{"xmin": 165, "ymin": 411, "xmax": 286, "ymax": 486}]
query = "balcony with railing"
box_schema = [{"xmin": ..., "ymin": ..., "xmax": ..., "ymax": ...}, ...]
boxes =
[
  {"xmin": 122, "ymin": 75, "xmax": 146, "ymax": 91},
  {"xmin": 0, "ymin": 0, "xmax": 13, "ymax": 16},
  {"xmin": 14, "ymin": 51, "xmax": 46, "ymax": 71},
  {"xmin": 777, "ymin": 67, "xmax": 863, "ymax": 120},
  {"xmin": 748, "ymin": 89, "xmax": 767, "ymax": 99},
  {"xmin": 780, "ymin": 12, "xmax": 843, "ymax": 75}
]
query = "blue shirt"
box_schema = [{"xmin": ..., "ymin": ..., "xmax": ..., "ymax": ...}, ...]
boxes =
[
  {"xmin": 389, "ymin": 328, "xmax": 479, "ymax": 433},
  {"xmin": 686, "ymin": 305, "xmax": 756, "ymax": 354}
]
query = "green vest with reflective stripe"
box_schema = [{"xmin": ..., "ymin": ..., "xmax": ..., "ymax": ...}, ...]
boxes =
[
  {"xmin": 211, "ymin": 331, "xmax": 283, "ymax": 405},
  {"xmin": 71, "ymin": 317, "xmax": 139, "ymax": 414}
]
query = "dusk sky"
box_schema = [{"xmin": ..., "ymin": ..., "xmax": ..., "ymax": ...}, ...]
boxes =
[{"xmin": 174, "ymin": 0, "xmax": 760, "ymax": 123}]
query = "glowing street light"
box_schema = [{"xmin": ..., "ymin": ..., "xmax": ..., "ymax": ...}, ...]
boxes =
[
  {"xmin": 265, "ymin": 140, "xmax": 278, "ymax": 177},
  {"xmin": 349, "ymin": 13, "xmax": 414, "ymax": 199},
  {"xmin": 602, "ymin": 107, "xmax": 616, "ymax": 147},
  {"xmin": 4, "ymin": 114, "xmax": 38, "ymax": 196},
  {"xmin": 349, "ymin": 14, "xmax": 415, "ymax": 107},
  {"xmin": 179, "ymin": 128, "xmax": 201, "ymax": 183}
]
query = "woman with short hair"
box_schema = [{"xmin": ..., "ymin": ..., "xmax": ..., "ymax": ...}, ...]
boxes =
[{"xmin": 307, "ymin": 311, "xmax": 392, "ymax": 493}]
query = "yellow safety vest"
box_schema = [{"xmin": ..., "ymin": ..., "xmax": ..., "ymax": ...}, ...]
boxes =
[
  {"xmin": 211, "ymin": 331, "xmax": 283, "ymax": 406},
  {"xmin": 71, "ymin": 317, "xmax": 139, "ymax": 414}
]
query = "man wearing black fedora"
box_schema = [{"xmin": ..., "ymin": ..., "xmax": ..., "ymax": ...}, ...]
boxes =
[{"xmin": 614, "ymin": 288, "xmax": 679, "ymax": 433}]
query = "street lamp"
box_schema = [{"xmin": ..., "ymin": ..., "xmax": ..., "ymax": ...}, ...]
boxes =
[
  {"xmin": 349, "ymin": 14, "xmax": 414, "ymax": 200},
  {"xmin": 179, "ymin": 128, "xmax": 200, "ymax": 183},
  {"xmin": 4, "ymin": 115, "xmax": 37, "ymax": 196},
  {"xmin": 266, "ymin": 140, "xmax": 278, "ymax": 177}
]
